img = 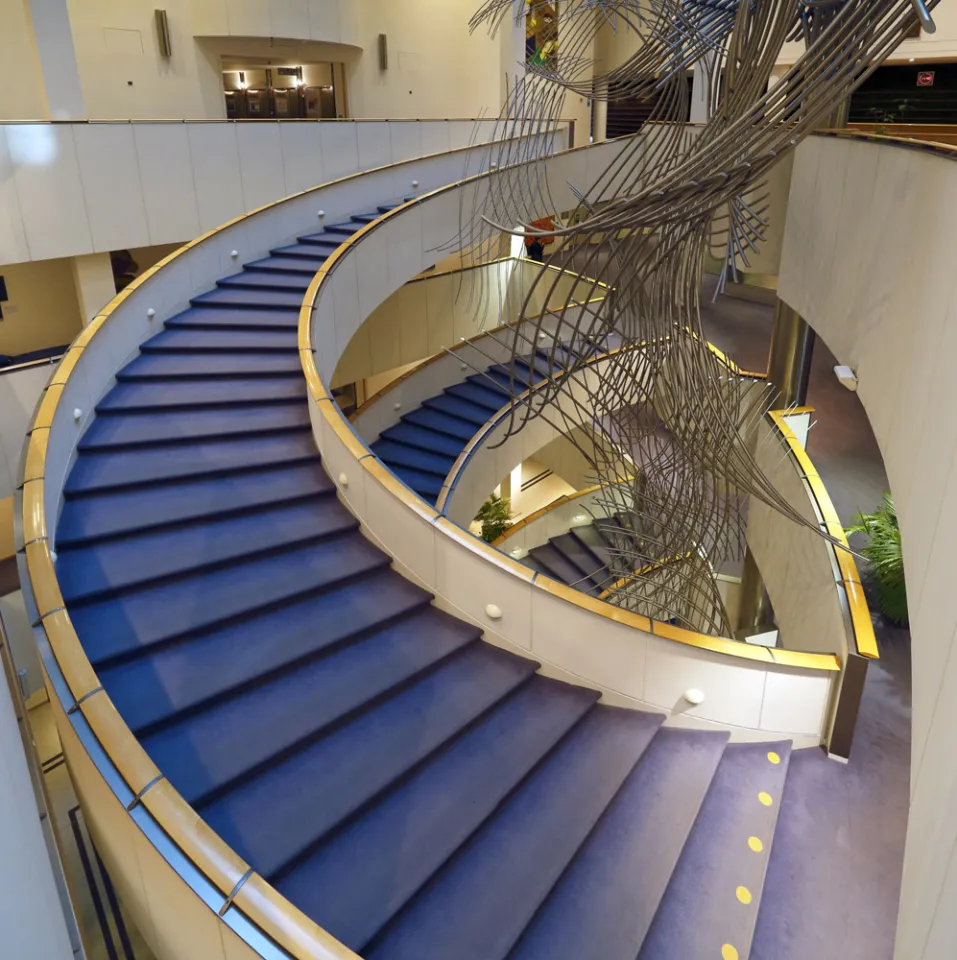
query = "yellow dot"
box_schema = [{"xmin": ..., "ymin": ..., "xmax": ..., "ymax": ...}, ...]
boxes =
[
  {"xmin": 758, "ymin": 791, "xmax": 773, "ymax": 806},
  {"xmin": 736, "ymin": 886, "xmax": 753, "ymax": 905},
  {"xmin": 748, "ymin": 836, "xmax": 764, "ymax": 853},
  {"xmin": 767, "ymin": 751, "xmax": 781, "ymax": 765},
  {"xmin": 722, "ymin": 946, "xmax": 739, "ymax": 960}
]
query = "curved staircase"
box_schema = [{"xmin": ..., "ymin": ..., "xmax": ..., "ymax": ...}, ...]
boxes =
[{"xmin": 55, "ymin": 205, "xmax": 822, "ymax": 960}]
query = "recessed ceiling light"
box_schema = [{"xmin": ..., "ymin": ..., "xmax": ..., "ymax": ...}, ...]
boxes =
[{"xmin": 910, "ymin": 57, "xmax": 916, "ymax": 62}]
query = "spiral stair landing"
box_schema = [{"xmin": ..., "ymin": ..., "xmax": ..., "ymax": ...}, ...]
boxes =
[{"xmin": 56, "ymin": 205, "xmax": 808, "ymax": 960}]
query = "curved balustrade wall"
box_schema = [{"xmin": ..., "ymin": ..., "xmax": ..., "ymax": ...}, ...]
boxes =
[
  {"xmin": 778, "ymin": 131, "xmax": 957, "ymax": 960},
  {"xmin": 0, "ymin": 119, "xmax": 504, "ymax": 264},
  {"xmin": 303, "ymin": 136, "xmax": 840, "ymax": 750}
]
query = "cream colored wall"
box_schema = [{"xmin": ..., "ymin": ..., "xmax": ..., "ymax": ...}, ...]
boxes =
[
  {"xmin": 65, "ymin": 0, "xmax": 224, "ymax": 120},
  {"xmin": 0, "ymin": 259, "xmax": 83, "ymax": 356},
  {"xmin": 347, "ymin": 0, "xmax": 504, "ymax": 119},
  {"xmin": 778, "ymin": 133, "xmax": 957, "ymax": 960},
  {"xmin": 0, "ymin": 3, "xmax": 48, "ymax": 120}
]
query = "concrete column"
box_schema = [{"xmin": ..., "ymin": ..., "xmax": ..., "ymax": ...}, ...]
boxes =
[
  {"xmin": 0, "ymin": 629, "xmax": 74, "ymax": 960},
  {"xmin": 71, "ymin": 254, "xmax": 116, "ymax": 325},
  {"xmin": 500, "ymin": 0, "xmax": 527, "ymax": 108},
  {"xmin": 737, "ymin": 297, "xmax": 816, "ymax": 634},
  {"xmin": 24, "ymin": 0, "xmax": 85, "ymax": 120},
  {"xmin": 690, "ymin": 52, "xmax": 716, "ymax": 124},
  {"xmin": 592, "ymin": 79, "xmax": 608, "ymax": 142},
  {"xmin": 766, "ymin": 297, "xmax": 816, "ymax": 409}
]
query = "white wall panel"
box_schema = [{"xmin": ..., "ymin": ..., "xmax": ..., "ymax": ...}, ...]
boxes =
[
  {"xmin": 224, "ymin": 0, "xmax": 270, "ymax": 36},
  {"xmin": 187, "ymin": 124, "xmax": 245, "ymax": 232},
  {"xmin": 73, "ymin": 124, "xmax": 150, "ymax": 251},
  {"xmin": 0, "ymin": 129, "xmax": 30, "ymax": 264},
  {"xmin": 279, "ymin": 122, "xmax": 324, "ymax": 195},
  {"xmin": 357, "ymin": 123, "xmax": 393, "ymax": 173},
  {"xmin": 269, "ymin": 0, "xmax": 310, "ymax": 39},
  {"xmin": 319, "ymin": 122, "xmax": 360, "ymax": 182},
  {"xmin": 190, "ymin": 0, "xmax": 230, "ymax": 35},
  {"xmin": 133, "ymin": 123, "xmax": 202, "ymax": 245},
  {"xmin": 9, "ymin": 125, "xmax": 92, "ymax": 261},
  {"xmin": 307, "ymin": 0, "xmax": 344, "ymax": 42},
  {"xmin": 390, "ymin": 122, "xmax": 423, "ymax": 165},
  {"xmin": 235, "ymin": 123, "xmax": 285, "ymax": 213},
  {"xmin": 421, "ymin": 122, "xmax": 452, "ymax": 158}
]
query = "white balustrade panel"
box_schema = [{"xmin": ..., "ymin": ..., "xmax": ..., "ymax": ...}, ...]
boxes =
[{"xmin": 0, "ymin": 120, "xmax": 515, "ymax": 265}]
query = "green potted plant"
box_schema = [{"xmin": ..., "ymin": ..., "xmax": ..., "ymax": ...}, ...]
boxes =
[
  {"xmin": 475, "ymin": 494, "xmax": 513, "ymax": 543},
  {"xmin": 846, "ymin": 493, "xmax": 908, "ymax": 626}
]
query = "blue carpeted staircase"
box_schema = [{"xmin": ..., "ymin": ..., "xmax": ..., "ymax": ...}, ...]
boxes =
[
  {"xmin": 369, "ymin": 344, "xmax": 583, "ymax": 504},
  {"xmin": 55, "ymin": 203, "xmax": 806, "ymax": 960}
]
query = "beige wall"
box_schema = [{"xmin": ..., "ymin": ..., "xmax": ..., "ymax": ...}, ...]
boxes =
[
  {"xmin": 778, "ymin": 133, "xmax": 957, "ymax": 960},
  {"xmin": 346, "ymin": 0, "xmax": 504, "ymax": 119},
  {"xmin": 0, "ymin": 3, "xmax": 48, "ymax": 120},
  {"xmin": 0, "ymin": 259, "xmax": 83, "ymax": 357}
]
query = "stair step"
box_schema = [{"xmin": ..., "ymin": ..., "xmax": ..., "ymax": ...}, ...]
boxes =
[
  {"xmin": 422, "ymin": 394, "xmax": 490, "ymax": 427},
  {"xmin": 141, "ymin": 606, "xmax": 481, "ymax": 805},
  {"xmin": 56, "ymin": 462, "xmax": 335, "ymax": 547},
  {"xmin": 80, "ymin": 403, "xmax": 309, "ymax": 450},
  {"xmin": 270, "ymin": 242, "xmax": 338, "ymax": 261},
  {"xmin": 164, "ymin": 306, "xmax": 300, "ymax": 330},
  {"xmin": 380, "ymin": 423, "xmax": 467, "ymax": 459},
  {"xmin": 550, "ymin": 532, "xmax": 609, "ymax": 589},
  {"xmin": 116, "ymin": 352, "xmax": 302, "ymax": 380},
  {"xmin": 388, "ymin": 465, "xmax": 444, "ymax": 502},
  {"xmin": 218, "ymin": 271, "xmax": 311, "ymax": 293},
  {"xmin": 242, "ymin": 256, "xmax": 320, "ymax": 276},
  {"xmin": 301, "ymin": 224, "xmax": 358, "ymax": 241},
  {"xmin": 465, "ymin": 372, "xmax": 510, "ymax": 397},
  {"xmin": 64, "ymin": 433, "xmax": 319, "ymax": 495},
  {"xmin": 277, "ymin": 677, "xmax": 600, "ymax": 952},
  {"xmin": 370, "ymin": 439, "xmax": 454, "ymax": 478},
  {"xmin": 57, "ymin": 497, "xmax": 355, "ymax": 606},
  {"xmin": 98, "ymin": 378, "xmax": 305, "ymax": 412},
  {"xmin": 102, "ymin": 568, "xmax": 432, "ymax": 736},
  {"xmin": 363, "ymin": 705, "xmax": 663, "ymax": 960},
  {"xmin": 509, "ymin": 728, "xmax": 729, "ymax": 960},
  {"xmin": 528, "ymin": 543, "xmax": 601, "ymax": 596},
  {"xmin": 191, "ymin": 288, "xmax": 303, "ymax": 310},
  {"xmin": 637, "ymin": 741, "xmax": 793, "ymax": 960},
  {"xmin": 401, "ymin": 407, "xmax": 476, "ymax": 442},
  {"xmin": 570, "ymin": 523, "xmax": 616, "ymax": 572},
  {"xmin": 143, "ymin": 327, "xmax": 298, "ymax": 352},
  {"xmin": 484, "ymin": 365, "xmax": 535, "ymax": 392},
  {"xmin": 201, "ymin": 642, "xmax": 538, "ymax": 880},
  {"xmin": 71, "ymin": 532, "xmax": 388, "ymax": 670},
  {"xmin": 444, "ymin": 381, "xmax": 507, "ymax": 413}
]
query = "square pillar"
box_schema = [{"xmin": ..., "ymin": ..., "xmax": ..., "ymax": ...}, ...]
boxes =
[{"xmin": 71, "ymin": 253, "xmax": 116, "ymax": 325}]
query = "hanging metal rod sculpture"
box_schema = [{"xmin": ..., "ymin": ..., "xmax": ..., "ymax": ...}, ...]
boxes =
[{"xmin": 456, "ymin": 0, "xmax": 936, "ymax": 637}]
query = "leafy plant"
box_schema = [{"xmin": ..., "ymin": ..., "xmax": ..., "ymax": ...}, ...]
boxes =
[
  {"xmin": 476, "ymin": 494, "xmax": 513, "ymax": 543},
  {"xmin": 846, "ymin": 493, "xmax": 908, "ymax": 626}
]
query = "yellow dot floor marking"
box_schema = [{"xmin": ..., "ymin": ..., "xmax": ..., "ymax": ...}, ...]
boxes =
[
  {"xmin": 748, "ymin": 836, "xmax": 764, "ymax": 853},
  {"xmin": 758, "ymin": 791, "xmax": 773, "ymax": 806},
  {"xmin": 736, "ymin": 885, "xmax": 753, "ymax": 905},
  {"xmin": 767, "ymin": 751, "xmax": 781, "ymax": 764},
  {"xmin": 722, "ymin": 945, "xmax": 739, "ymax": 960}
]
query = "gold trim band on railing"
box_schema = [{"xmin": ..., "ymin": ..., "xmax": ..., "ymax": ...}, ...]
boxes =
[
  {"xmin": 597, "ymin": 553, "xmax": 695, "ymax": 600},
  {"xmin": 298, "ymin": 142, "xmax": 840, "ymax": 677},
  {"xmin": 766, "ymin": 410, "xmax": 878, "ymax": 660},
  {"xmin": 19, "ymin": 125, "xmax": 569, "ymax": 960}
]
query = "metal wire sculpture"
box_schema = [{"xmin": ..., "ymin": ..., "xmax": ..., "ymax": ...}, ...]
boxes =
[{"xmin": 455, "ymin": 0, "xmax": 937, "ymax": 637}]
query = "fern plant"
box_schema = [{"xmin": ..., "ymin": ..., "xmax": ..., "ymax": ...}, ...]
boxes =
[
  {"xmin": 846, "ymin": 493, "xmax": 908, "ymax": 626},
  {"xmin": 475, "ymin": 494, "xmax": 513, "ymax": 543}
]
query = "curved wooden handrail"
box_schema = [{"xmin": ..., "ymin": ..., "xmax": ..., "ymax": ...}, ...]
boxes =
[
  {"xmin": 298, "ymin": 147, "xmax": 840, "ymax": 677},
  {"xmin": 18, "ymin": 126, "xmax": 568, "ymax": 960}
]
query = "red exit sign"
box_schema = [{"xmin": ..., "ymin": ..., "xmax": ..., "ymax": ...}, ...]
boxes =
[{"xmin": 917, "ymin": 71, "xmax": 935, "ymax": 87}]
